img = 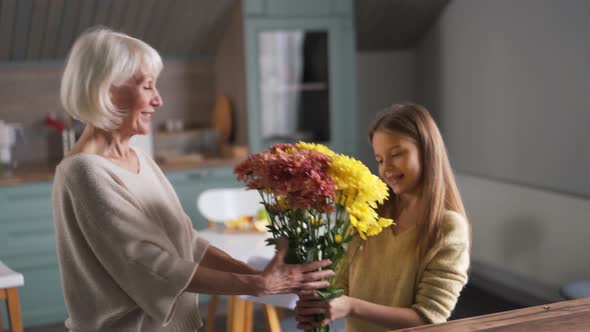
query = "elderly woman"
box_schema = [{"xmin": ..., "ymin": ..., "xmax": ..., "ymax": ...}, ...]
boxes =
[{"xmin": 52, "ymin": 28, "xmax": 333, "ymax": 332}]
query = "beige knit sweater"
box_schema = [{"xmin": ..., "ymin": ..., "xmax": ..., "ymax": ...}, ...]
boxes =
[
  {"xmin": 52, "ymin": 149, "xmax": 210, "ymax": 332},
  {"xmin": 341, "ymin": 210, "xmax": 470, "ymax": 332}
]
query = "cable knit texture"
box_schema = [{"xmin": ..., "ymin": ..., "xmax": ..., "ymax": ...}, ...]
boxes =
[
  {"xmin": 52, "ymin": 148, "xmax": 209, "ymax": 332},
  {"xmin": 342, "ymin": 210, "xmax": 469, "ymax": 332}
]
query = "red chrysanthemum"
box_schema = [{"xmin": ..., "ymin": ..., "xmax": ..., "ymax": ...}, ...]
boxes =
[{"xmin": 234, "ymin": 144, "xmax": 336, "ymax": 212}]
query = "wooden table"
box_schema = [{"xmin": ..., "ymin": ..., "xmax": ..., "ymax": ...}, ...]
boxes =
[
  {"xmin": 198, "ymin": 228, "xmax": 275, "ymax": 262},
  {"xmin": 398, "ymin": 297, "xmax": 590, "ymax": 331},
  {"xmin": 198, "ymin": 228, "xmax": 281, "ymax": 332},
  {"xmin": 0, "ymin": 261, "xmax": 24, "ymax": 332}
]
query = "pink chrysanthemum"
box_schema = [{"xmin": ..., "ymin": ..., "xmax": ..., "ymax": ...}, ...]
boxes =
[{"xmin": 234, "ymin": 144, "xmax": 336, "ymax": 212}]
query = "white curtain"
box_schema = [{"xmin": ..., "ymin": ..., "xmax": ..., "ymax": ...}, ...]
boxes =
[{"xmin": 258, "ymin": 31, "xmax": 304, "ymax": 140}]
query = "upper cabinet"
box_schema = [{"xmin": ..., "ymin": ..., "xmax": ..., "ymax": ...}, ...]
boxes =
[{"xmin": 242, "ymin": 0, "xmax": 357, "ymax": 156}]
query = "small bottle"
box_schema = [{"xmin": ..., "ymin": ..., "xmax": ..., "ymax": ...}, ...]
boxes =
[{"xmin": 61, "ymin": 129, "xmax": 76, "ymax": 156}]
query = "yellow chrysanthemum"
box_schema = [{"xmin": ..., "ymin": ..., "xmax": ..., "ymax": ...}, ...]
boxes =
[
  {"xmin": 335, "ymin": 234, "xmax": 343, "ymax": 243},
  {"xmin": 358, "ymin": 230, "xmax": 367, "ymax": 240},
  {"xmin": 296, "ymin": 142, "xmax": 336, "ymax": 157},
  {"xmin": 378, "ymin": 217, "xmax": 394, "ymax": 228},
  {"xmin": 366, "ymin": 222, "xmax": 383, "ymax": 236},
  {"xmin": 329, "ymin": 154, "xmax": 389, "ymax": 208},
  {"xmin": 349, "ymin": 214, "xmax": 368, "ymax": 233},
  {"xmin": 309, "ymin": 217, "xmax": 323, "ymax": 226},
  {"xmin": 346, "ymin": 202, "xmax": 378, "ymax": 222}
]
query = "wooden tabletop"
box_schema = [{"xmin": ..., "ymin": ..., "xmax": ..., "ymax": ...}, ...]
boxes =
[
  {"xmin": 198, "ymin": 228, "xmax": 274, "ymax": 263},
  {"xmin": 398, "ymin": 297, "xmax": 590, "ymax": 332}
]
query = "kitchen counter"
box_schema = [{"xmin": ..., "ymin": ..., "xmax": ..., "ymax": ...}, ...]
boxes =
[
  {"xmin": 0, "ymin": 158, "xmax": 243, "ymax": 186},
  {"xmin": 0, "ymin": 163, "xmax": 59, "ymax": 186}
]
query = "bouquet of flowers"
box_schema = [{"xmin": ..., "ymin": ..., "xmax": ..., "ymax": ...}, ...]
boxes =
[{"xmin": 234, "ymin": 142, "xmax": 394, "ymax": 331}]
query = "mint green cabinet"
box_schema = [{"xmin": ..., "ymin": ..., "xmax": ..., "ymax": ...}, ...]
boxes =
[
  {"xmin": 243, "ymin": 0, "xmax": 357, "ymax": 156},
  {"xmin": 0, "ymin": 182, "xmax": 67, "ymax": 328}
]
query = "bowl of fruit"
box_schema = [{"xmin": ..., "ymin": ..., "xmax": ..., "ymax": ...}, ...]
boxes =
[{"xmin": 223, "ymin": 208, "xmax": 270, "ymax": 233}]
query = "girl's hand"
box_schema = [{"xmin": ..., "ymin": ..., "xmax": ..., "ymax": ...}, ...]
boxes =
[
  {"xmin": 259, "ymin": 237, "xmax": 334, "ymax": 296},
  {"xmin": 295, "ymin": 291, "xmax": 352, "ymax": 329}
]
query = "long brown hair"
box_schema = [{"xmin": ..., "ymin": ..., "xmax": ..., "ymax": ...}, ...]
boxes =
[{"xmin": 369, "ymin": 103, "xmax": 468, "ymax": 257}]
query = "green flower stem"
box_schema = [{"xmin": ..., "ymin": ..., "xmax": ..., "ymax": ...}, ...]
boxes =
[{"xmin": 333, "ymin": 241, "xmax": 362, "ymax": 288}]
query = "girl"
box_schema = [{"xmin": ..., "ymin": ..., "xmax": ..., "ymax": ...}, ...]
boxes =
[{"xmin": 295, "ymin": 103, "xmax": 470, "ymax": 331}]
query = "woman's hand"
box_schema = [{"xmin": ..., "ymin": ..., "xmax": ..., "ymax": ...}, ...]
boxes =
[
  {"xmin": 258, "ymin": 237, "xmax": 334, "ymax": 296},
  {"xmin": 295, "ymin": 291, "xmax": 352, "ymax": 329}
]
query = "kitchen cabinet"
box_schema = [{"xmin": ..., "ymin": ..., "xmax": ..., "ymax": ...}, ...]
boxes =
[
  {"xmin": 243, "ymin": 0, "xmax": 357, "ymax": 156},
  {"xmin": 0, "ymin": 182, "xmax": 66, "ymax": 328},
  {"xmin": 0, "ymin": 167, "xmax": 240, "ymax": 327}
]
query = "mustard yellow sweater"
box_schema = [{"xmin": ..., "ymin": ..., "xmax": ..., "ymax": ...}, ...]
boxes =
[{"xmin": 340, "ymin": 210, "xmax": 470, "ymax": 332}]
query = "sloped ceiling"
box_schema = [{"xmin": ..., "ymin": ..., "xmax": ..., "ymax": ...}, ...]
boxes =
[
  {"xmin": 0, "ymin": 0, "xmax": 447, "ymax": 62},
  {"xmin": 355, "ymin": 0, "xmax": 449, "ymax": 51},
  {"xmin": 0, "ymin": 0, "xmax": 236, "ymax": 62}
]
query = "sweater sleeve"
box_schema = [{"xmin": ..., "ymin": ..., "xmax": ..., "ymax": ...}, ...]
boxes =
[
  {"xmin": 63, "ymin": 162, "xmax": 199, "ymax": 326},
  {"xmin": 192, "ymin": 228, "xmax": 210, "ymax": 263},
  {"xmin": 412, "ymin": 212, "xmax": 470, "ymax": 323},
  {"xmin": 142, "ymin": 150, "xmax": 211, "ymax": 265}
]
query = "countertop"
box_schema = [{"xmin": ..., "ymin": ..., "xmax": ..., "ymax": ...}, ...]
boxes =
[{"xmin": 0, "ymin": 158, "xmax": 242, "ymax": 186}]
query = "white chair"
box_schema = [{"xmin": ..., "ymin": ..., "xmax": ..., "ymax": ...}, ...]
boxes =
[
  {"xmin": 197, "ymin": 187, "xmax": 270, "ymax": 332},
  {"xmin": 197, "ymin": 187, "xmax": 263, "ymax": 229},
  {"xmin": 0, "ymin": 261, "xmax": 24, "ymax": 332}
]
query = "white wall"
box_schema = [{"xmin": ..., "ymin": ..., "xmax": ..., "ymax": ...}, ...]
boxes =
[
  {"xmin": 417, "ymin": 0, "xmax": 590, "ymax": 295},
  {"xmin": 355, "ymin": 51, "xmax": 415, "ymax": 168},
  {"xmin": 417, "ymin": 0, "xmax": 590, "ymax": 197},
  {"xmin": 458, "ymin": 174, "xmax": 590, "ymax": 294}
]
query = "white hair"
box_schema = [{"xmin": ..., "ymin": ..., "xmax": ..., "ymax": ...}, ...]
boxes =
[{"xmin": 60, "ymin": 27, "xmax": 163, "ymax": 130}]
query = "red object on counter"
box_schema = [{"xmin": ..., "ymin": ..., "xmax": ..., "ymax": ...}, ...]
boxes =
[{"xmin": 44, "ymin": 115, "xmax": 65, "ymax": 132}]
